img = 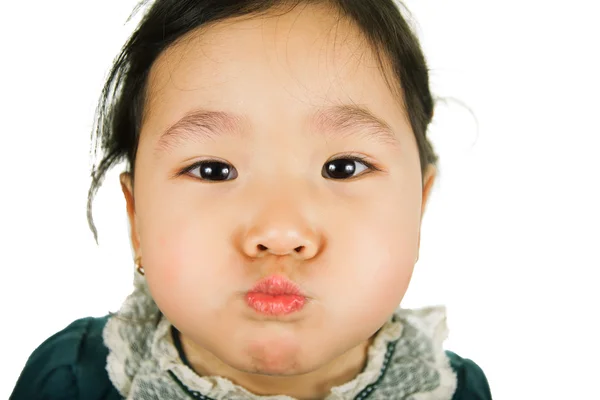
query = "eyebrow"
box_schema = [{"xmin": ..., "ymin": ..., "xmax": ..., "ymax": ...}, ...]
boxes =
[
  {"xmin": 155, "ymin": 110, "xmax": 247, "ymax": 154},
  {"xmin": 154, "ymin": 104, "xmax": 400, "ymax": 154},
  {"xmin": 309, "ymin": 104, "xmax": 401, "ymax": 148}
]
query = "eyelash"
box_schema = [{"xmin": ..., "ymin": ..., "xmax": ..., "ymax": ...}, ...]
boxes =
[{"xmin": 179, "ymin": 153, "xmax": 381, "ymax": 181}]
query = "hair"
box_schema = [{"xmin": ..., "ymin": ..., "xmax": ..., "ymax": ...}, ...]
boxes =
[{"xmin": 87, "ymin": 0, "xmax": 439, "ymax": 242}]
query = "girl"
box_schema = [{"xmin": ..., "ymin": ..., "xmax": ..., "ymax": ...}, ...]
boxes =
[{"xmin": 11, "ymin": 0, "xmax": 491, "ymax": 399}]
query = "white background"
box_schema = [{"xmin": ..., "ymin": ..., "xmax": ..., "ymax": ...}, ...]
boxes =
[{"xmin": 1, "ymin": 1, "xmax": 599, "ymax": 398}]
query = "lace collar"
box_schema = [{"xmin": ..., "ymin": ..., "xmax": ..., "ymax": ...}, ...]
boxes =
[{"xmin": 103, "ymin": 274, "xmax": 456, "ymax": 399}]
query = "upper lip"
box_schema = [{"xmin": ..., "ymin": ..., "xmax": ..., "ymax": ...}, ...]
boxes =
[{"xmin": 248, "ymin": 275, "xmax": 306, "ymax": 296}]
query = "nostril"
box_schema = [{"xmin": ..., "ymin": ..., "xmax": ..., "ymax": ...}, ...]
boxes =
[{"xmin": 253, "ymin": 244, "xmax": 308, "ymax": 255}]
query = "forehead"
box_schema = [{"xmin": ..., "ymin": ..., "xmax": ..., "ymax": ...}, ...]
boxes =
[{"xmin": 141, "ymin": 3, "xmax": 408, "ymax": 139}]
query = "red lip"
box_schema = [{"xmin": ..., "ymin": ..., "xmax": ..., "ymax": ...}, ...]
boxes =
[
  {"xmin": 249, "ymin": 275, "xmax": 305, "ymax": 296},
  {"xmin": 245, "ymin": 275, "xmax": 306, "ymax": 316}
]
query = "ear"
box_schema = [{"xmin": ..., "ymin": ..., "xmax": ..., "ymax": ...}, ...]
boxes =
[
  {"xmin": 120, "ymin": 172, "xmax": 141, "ymax": 256},
  {"xmin": 416, "ymin": 164, "xmax": 437, "ymax": 262},
  {"xmin": 420, "ymin": 164, "xmax": 437, "ymax": 221}
]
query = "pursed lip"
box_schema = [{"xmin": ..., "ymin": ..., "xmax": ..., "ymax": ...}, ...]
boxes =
[
  {"xmin": 245, "ymin": 275, "xmax": 308, "ymax": 316},
  {"xmin": 247, "ymin": 274, "xmax": 306, "ymax": 296}
]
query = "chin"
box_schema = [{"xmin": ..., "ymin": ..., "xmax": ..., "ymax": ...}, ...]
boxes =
[
  {"xmin": 243, "ymin": 364, "xmax": 306, "ymax": 377},
  {"xmin": 228, "ymin": 337, "xmax": 319, "ymax": 376}
]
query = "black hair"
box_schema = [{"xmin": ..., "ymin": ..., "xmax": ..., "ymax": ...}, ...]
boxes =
[{"xmin": 87, "ymin": 0, "xmax": 439, "ymax": 242}]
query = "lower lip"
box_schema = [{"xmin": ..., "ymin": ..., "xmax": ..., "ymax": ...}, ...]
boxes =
[{"xmin": 245, "ymin": 293, "xmax": 306, "ymax": 316}]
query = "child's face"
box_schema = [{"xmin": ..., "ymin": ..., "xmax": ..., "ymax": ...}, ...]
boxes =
[{"xmin": 122, "ymin": 5, "xmax": 435, "ymax": 377}]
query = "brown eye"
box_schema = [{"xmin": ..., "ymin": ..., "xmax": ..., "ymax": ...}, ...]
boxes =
[
  {"xmin": 186, "ymin": 161, "xmax": 238, "ymax": 181},
  {"xmin": 322, "ymin": 158, "xmax": 370, "ymax": 180}
]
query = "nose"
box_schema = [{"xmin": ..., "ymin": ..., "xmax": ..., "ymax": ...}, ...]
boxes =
[
  {"xmin": 242, "ymin": 227, "xmax": 320, "ymax": 259},
  {"xmin": 241, "ymin": 210, "xmax": 321, "ymax": 260}
]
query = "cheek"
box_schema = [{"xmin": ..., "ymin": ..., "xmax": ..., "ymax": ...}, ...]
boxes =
[
  {"xmin": 138, "ymin": 199, "xmax": 239, "ymax": 318},
  {"xmin": 324, "ymin": 189, "xmax": 421, "ymax": 317},
  {"xmin": 303, "ymin": 199, "xmax": 419, "ymax": 358},
  {"xmin": 339, "ymin": 222, "xmax": 416, "ymax": 306}
]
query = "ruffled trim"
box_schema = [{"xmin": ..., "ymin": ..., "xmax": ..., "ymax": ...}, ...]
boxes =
[
  {"xmin": 395, "ymin": 307, "xmax": 457, "ymax": 400},
  {"xmin": 103, "ymin": 272, "xmax": 161, "ymax": 397},
  {"xmin": 104, "ymin": 315, "xmax": 130, "ymax": 397}
]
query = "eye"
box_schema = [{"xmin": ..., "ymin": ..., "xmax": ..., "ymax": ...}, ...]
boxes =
[
  {"xmin": 322, "ymin": 156, "xmax": 374, "ymax": 180},
  {"xmin": 183, "ymin": 160, "xmax": 238, "ymax": 181}
]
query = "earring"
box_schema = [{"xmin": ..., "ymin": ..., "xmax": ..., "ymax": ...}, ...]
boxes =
[{"xmin": 135, "ymin": 256, "xmax": 145, "ymax": 276}]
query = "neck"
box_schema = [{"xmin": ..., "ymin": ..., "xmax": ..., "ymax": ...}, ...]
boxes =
[{"xmin": 178, "ymin": 332, "xmax": 374, "ymax": 400}]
